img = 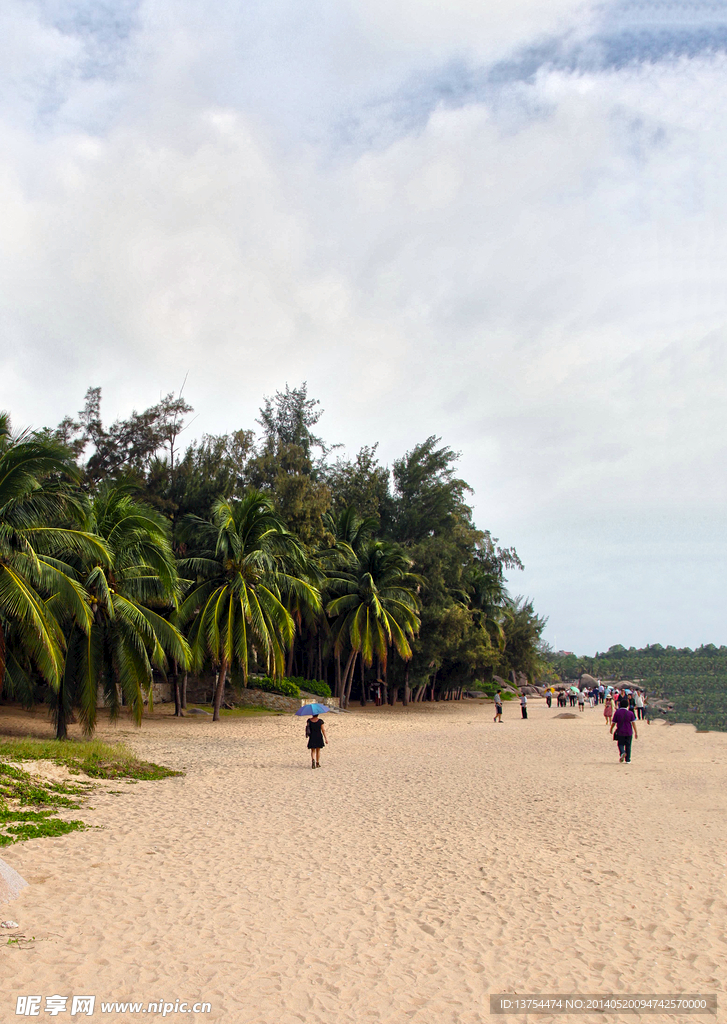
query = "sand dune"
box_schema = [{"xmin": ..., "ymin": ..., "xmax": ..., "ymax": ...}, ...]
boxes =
[{"xmin": 0, "ymin": 700, "xmax": 725, "ymax": 1023}]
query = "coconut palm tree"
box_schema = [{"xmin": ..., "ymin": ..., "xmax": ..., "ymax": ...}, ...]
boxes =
[
  {"xmin": 0, "ymin": 415, "xmax": 107, "ymax": 708},
  {"xmin": 467, "ymin": 565, "xmax": 507, "ymax": 651},
  {"xmin": 178, "ymin": 491, "xmax": 321, "ymax": 721},
  {"xmin": 326, "ymin": 540, "xmax": 421, "ymax": 708},
  {"xmin": 57, "ymin": 486, "xmax": 189, "ymax": 738}
]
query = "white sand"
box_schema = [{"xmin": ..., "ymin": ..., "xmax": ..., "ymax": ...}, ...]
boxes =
[{"xmin": 1, "ymin": 700, "xmax": 726, "ymax": 1023}]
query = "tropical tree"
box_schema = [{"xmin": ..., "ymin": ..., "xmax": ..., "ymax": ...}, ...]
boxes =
[
  {"xmin": 178, "ymin": 491, "xmax": 321, "ymax": 721},
  {"xmin": 57, "ymin": 486, "xmax": 189, "ymax": 739},
  {"xmin": 326, "ymin": 540, "xmax": 421, "ymax": 708},
  {"xmin": 499, "ymin": 597, "xmax": 549, "ymax": 685},
  {"xmin": 0, "ymin": 415, "xmax": 106, "ymax": 708}
]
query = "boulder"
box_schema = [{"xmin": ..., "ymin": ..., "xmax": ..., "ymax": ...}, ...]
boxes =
[
  {"xmin": 0, "ymin": 859, "xmax": 28, "ymax": 907},
  {"xmin": 580, "ymin": 673, "xmax": 598, "ymax": 686}
]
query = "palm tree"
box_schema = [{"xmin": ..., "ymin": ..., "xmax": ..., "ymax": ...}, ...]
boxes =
[
  {"xmin": 58, "ymin": 486, "xmax": 189, "ymax": 738},
  {"xmin": 0, "ymin": 415, "xmax": 106, "ymax": 709},
  {"xmin": 326, "ymin": 540, "xmax": 421, "ymax": 708},
  {"xmin": 467, "ymin": 565, "xmax": 507, "ymax": 652},
  {"xmin": 178, "ymin": 491, "xmax": 321, "ymax": 721}
]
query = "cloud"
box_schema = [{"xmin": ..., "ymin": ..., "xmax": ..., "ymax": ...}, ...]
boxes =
[{"xmin": 2, "ymin": 0, "xmax": 726, "ymax": 650}]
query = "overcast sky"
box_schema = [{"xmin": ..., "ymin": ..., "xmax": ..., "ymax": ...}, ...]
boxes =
[{"xmin": 2, "ymin": 0, "xmax": 726, "ymax": 654}]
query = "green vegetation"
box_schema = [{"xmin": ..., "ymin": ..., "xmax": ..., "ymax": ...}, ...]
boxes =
[
  {"xmin": 246, "ymin": 677, "xmax": 301, "ymax": 699},
  {"xmin": 1, "ymin": 383, "xmax": 548, "ymax": 726},
  {"xmin": 0, "ymin": 737, "xmax": 180, "ymax": 779},
  {"xmin": 0, "ymin": 738, "xmax": 180, "ymax": 845},
  {"xmin": 546, "ymin": 644, "xmax": 727, "ymax": 732},
  {"xmin": 289, "ymin": 677, "xmax": 331, "ymax": 699}
]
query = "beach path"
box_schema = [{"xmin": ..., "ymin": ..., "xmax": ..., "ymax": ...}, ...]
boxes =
[{"xmin": 1, "ymin": 701, "xmax": 726, "ymax": 1023}]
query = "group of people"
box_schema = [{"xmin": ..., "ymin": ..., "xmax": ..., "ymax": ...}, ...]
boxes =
[{"xmin": 491, "ymin": 681, "xmax": 648, "ymax": 764}]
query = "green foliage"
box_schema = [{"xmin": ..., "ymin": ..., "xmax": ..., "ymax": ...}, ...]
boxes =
[
  {"xmin": 4, "ymin": 384, "xmax": 548, "ymax": 721},
  {"xmin": 252, "ymin": 677, "xmax": 301, "ymax": 698},
  {"xmin": 0, "ymin": 812, "xmax": 87, "ymax": 846},
  {"xmin": 0, "ymin": 739, "xmax": 179, "ymax": 846},
  {"xmin": 0, "ymin": 737, "xmax": 181, "ymax": 779},
  {"xmin": 288, "ymin": 676, "xmax": 331, "ymax": 699}
]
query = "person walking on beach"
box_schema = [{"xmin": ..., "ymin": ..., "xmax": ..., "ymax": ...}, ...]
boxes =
[
  {"xmin": 598, "ymin": 683, "xmax": 605, "ymax": 703},
  {"xmin": 603, "ymin": 693, "xmax": 614, "ymax": 727},
  {"xmin": 520, "ymin": 692, "xmax": 528, "ymax": 719},
  {"xmin": 577, "ymin": 690, "xmax": 586, "ymax": 712},
  {"xmin": 493, "ymin": 691, "xmax": 503, "ymax": 723},
  {"xmin": 610, "ymin": 697, "xmax": 638, "ymax": 762},
  {"xmin": 546, "ymin": 690, "xmax": 552, "ymax": 709},
  {"xmin": 305, "ymin": 713, "xmax": 327, "ymax": 768},
  {"xmin": 634, "ymin": 690, "xmax": 644, "ymax": 719}
]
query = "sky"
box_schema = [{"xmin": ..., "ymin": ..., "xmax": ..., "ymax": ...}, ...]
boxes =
[{"xmin": 2, "ymin": 0, "xmax": 727, "ymax": 654}]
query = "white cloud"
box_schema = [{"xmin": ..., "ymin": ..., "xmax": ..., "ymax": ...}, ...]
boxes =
[{"xmin": 2, "ymin": 0, "xmax": 726, "ymax": 650}]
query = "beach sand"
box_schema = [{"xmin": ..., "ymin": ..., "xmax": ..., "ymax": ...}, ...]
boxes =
[{"xmin": 1, "ymin": 699, "xmax": 726, "ymax": 1023}]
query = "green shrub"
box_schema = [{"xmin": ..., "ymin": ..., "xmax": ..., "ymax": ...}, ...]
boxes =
[
  {"xmin": 288, "ymin": 677, "xmax": 331, "ymax": 699},
  {"xmin": 252, "ymin": 677, "xmax": 301, "ymax": 699}
]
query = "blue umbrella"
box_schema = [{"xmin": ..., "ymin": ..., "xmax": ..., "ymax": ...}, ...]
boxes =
[{"xmin": 294, "ymin": 703, "xmax": 330, "ymax": 716}]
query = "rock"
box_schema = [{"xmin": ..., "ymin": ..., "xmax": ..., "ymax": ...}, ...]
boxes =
[
  {"xmin": 1, "ymin": 920, "xmax": 19, "ymax": 928},
  {"xmin": 0, "ymin": 859, "xmax": 28, "ymax": 907},
  {"xmin": 580, "ymin": 673, "xmax": 598, "ymax": 686},
  {"xmin": 187, "ymin": 708, "xmax": 213, "ymax": 716}
]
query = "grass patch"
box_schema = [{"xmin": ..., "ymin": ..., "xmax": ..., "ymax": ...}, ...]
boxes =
[
  {"xmin": 0, "ymin": 763, "xmax": 90, "ymax": 846},
  {"xmin": 0, "ymin": 737, "xmax": 181, "ymax": 846},
  {"xmin": 0, "ymin": 737, "xmax": 181, "ymax": 780}
]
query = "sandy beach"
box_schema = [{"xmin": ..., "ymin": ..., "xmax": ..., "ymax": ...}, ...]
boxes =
[{"xmin": 1, "ymin": 699, "xmax": 726, "ymax": 1023}]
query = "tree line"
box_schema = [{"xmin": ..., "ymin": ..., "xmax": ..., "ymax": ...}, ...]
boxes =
[{"xmin": 0, "ymin": 384, "xmax": 548, "ymax": 737}]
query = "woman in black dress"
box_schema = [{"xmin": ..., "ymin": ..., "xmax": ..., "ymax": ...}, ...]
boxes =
[{"xmin": 305, "ymin": 714, "xmax": 327, "ymax": 768}]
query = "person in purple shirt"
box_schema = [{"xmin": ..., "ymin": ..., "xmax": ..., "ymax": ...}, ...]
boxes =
[{"xmin": 610, "ymin": 698, "xmax": 638, "ymax": 763}]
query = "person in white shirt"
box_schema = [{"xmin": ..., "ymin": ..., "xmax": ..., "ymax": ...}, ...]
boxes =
[
  {"xmin": 520, "ymin": 693, "xmax": 528, "ymax": 719},
  {"xmin": 577, "ymin": 690, "xmax": 586, "ymax": 711},
  {"xmin": 634, "ymin": 690, "xmax": 645, "ymax": 719}
]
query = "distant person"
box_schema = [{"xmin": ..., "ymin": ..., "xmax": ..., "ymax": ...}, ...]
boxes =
[
  {"xmin": 603, "ymin": 693, "xmax": 615, "ymax": 727},
  {"xmin": 598, "ymin": 683, "xmax": 605, "ymax": 703},
  {"xmin": 520, "ymin": 693, "xmax": 528, "ymax": 719},
  {"xmin": 305, "ymin": 713, "xmax": 327, "ymax": 769},
  {"xmin": 493, "ymin": 691, "xmax": 503, "ymax": 723},
  {"xmin": 610, "ymin": 697, "xmax": 638, "ymax": 763},
  {"xmin": 642, "ymin": 695, "xmax": 651, "ymax": 725},
  {"xmin": 546, "ymin": 690, "xmax": 552, "ymax": 709},
  {"xmin": 628, "ymin": 693, "xmax": 636, "ymax": 716},
  {"xmin": 569, "ymin": 691, "xmax": 576, "ymax": 708},
  {"xmin": 634, "ymin": 691, "xmax": 644, "ymax": 719},
  {"xmin": 577, "ymin": 690, "xmax": 585, "ymax": 711}
]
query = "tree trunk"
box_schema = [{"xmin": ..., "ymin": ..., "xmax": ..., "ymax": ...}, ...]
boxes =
[
  {"xmin": 342, "ymin": 651, "xmax": 357, "ymax": 709},
  {"xmin": 335, "ymin": 652, "xmax": 342, "ymax": 698},
  {"xmin": 181, "ymin": 672, "xmax": 188, "ymax": 709},
  {"xmin": 339, "ymin": 650, "xmax": 356, "ymax": 708},
  {"xmin": 212, "ymin": 656, "xmax": 228, "ymax": 722},
  {"xmin": 360, "ymin": 653, "xmax": 366, "ymax": 706},
  {"xmin": 55, "ymin": 682, "xmax": 68, "ymax": 741},
  {"xmin": 172, "ymin": 660, "xmax": 181, "ymax": 716},
  {"xmin": 402, "ymin": 662, "xmax": 410, "ymax": 706},
  {"xmin": 286, "ymin": 638, "xmax": 295, "ymax": 678},
  {"xmin": 317, "ymin": 633, "xmax": 322, "ymax": 682}
]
